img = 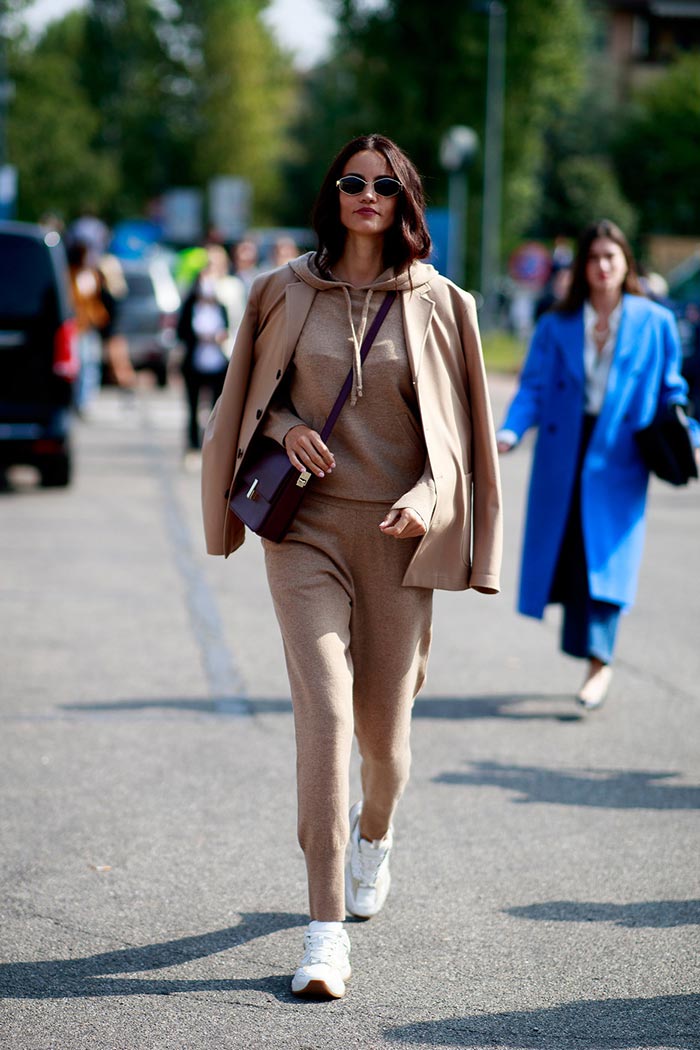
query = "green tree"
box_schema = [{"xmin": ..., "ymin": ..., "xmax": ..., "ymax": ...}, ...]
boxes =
[
  {"xmin": 190, "ymin": 0, "xmax": 297, "ymax": 223},
  {"xmin": 534, "ymin": 61, "xmax": 637, "ymax": 241},
  {"xmin": 77, "ymin": 0, "xmax": 197, "ymax": 216},
  {"xmin": 6, "ymin": 15, "xmax": 118, "ymax": 220},
  {"xmin": 288, "ymin": 0, "xmax": 591, "ymax": 276},
  {"xmin": 613, "ymin": 53, "xmax": 700, "ymax": 233}
]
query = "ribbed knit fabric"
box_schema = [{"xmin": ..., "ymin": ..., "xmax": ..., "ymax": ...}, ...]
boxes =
[
  {"xmin": 262, "ymin": 257, "xmax": 436, "ymax": 528},
  {"xmin": 263, "ymin": 493, "xmax": 433, "ymax": 921}
]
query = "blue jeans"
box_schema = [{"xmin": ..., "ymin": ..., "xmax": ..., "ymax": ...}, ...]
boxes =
[{"xmin": 561, "ymin": 594, "xmax": 621, "ymax": 664}]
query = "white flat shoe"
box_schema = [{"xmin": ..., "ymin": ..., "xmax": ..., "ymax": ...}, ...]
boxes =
[{"xmin": 576, "ymin": 663, "xmax": 612, "ymax": 710}]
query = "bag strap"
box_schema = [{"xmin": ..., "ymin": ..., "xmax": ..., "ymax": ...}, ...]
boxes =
[{"xmin": 319, "ymin": 291, "xmax": 397, "ymax": 442}]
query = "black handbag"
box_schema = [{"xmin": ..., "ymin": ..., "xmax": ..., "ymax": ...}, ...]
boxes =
[
  {"xmin": 635, "ymin": 402, "xmax": 698, "ymax": 486},
  {"xmin": 229, "ymin": 291, "xmax": 397, "ymax": 542}
]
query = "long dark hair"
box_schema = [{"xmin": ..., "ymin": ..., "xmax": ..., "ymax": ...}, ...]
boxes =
[
  {"xmin": 312, "ymin": 134, "xmax": 431, "ymax": 275},
  {"xmin": 557, "ymin": 219, "xmax": 644, "ymax": 313}
]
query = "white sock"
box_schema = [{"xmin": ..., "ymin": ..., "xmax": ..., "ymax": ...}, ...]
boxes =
[{"xmin": 309, "ymin": 920, "xmax": 343, "ymax": 934}]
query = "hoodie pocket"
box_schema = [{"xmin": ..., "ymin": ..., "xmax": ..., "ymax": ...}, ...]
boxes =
[{"xmin": 398, "ymin": 411, "xmax": 426, "ymax": 453}]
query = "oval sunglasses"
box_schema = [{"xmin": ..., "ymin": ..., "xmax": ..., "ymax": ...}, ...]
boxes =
[{"xmin": 336, "ymin": 175, "xmax": 403, "ymax": 198}]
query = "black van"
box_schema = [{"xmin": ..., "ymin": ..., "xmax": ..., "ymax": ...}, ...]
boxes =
[{"xmin": 0, "ymin": 221, "xmax": 78, "ymax": 486}]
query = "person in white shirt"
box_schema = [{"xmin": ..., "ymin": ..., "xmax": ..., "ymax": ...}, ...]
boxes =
[{"xmin": 176, "ymin": 267, "xmax": 229, "ymax": 453}]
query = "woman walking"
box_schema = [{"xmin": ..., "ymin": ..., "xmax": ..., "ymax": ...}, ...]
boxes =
[
  {"xmin": 202, "ymin": 134, "xmax": 502, "ymax": 998},
  {"xmin": 498, "ymin": 219, "xmax": 697, "ymax": 710},
  {"xmin": 177, "ymin": 265, "xmax": 230, "ymax": 456}
]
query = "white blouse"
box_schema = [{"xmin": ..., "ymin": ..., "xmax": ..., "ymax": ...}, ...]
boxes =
[{"xmin": 583, "ymin": 299, "xmax": 622, "ymax": 415}]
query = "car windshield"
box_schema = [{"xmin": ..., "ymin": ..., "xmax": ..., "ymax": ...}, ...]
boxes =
[{"xmin": 0, "ymin": 235, "xmax": 57, "ymax": 322}]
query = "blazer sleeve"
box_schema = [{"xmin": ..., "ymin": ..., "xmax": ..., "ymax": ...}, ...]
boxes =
[
  {"xmin": 201, "ymin": 286, "xmax": 260, "ymax": 555},
  {"xmin": 500, "ymin": 314, "xmax": 555, "ymax": 441},
  {"xmin": 461, "ymin": 294, "xmax": 502, "ymax": 594}
]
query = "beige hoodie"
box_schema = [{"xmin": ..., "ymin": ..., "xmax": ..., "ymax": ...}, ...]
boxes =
[{"xmin": 261, "ymin": 253, "xmax": 437, "ymax": 524}]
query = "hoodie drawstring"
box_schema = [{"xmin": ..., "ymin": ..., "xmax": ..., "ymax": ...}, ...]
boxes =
[{"xmin": 342, "ymin": 286, "xmax": 374, "ymax": 406}]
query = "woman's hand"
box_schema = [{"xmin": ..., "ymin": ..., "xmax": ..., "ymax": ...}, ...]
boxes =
[
  {"xmin": 497, "ymin": 439, "xmax": 515, "ymax": 454},
  {"xmin": 284, "ymin": 425, "xmax": 335, "ymax": 478},
  {"xmin": 379, "ymin": 508, "xmax": 427, "ymax": 539}
]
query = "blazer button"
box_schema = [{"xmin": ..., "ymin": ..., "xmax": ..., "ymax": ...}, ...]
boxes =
[
  {"xmin": 557, "ymin": 380, "xmax": 566, "ymax": 390},
  {"xmin": 256, "ymin": 409, "xmax": 262, "ymax": 419},
  {"xmin": 548, "ymin": 424, "xmax": 557, "ymax": 434}
]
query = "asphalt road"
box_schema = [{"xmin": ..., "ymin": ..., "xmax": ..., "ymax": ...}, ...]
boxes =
[{"xmin": 1, "ymin": 376, "xmax": 699, "ymax": 1050}]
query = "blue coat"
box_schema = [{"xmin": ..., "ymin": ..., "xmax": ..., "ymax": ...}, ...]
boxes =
[{"xmin": 501, "ymin": 295, "xmax": 692, "ymax": 618}]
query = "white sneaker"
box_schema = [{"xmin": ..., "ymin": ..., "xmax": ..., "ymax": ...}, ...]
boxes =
[
  {"xmin": 576, "ymin": 662, "xmax": 613, "ymax": 710},
  {"xmin": 345, "ymin": 801, "xmax": 393, "ymax": 919},
  {"xmin": 290, "ymin": 924, "xmax": 351, "ymax": 999}
]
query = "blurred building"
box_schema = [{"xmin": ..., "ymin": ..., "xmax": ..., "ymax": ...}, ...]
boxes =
[{"xmin": 599, "ymin": 1, "xmax": 700, "ymax": 98}]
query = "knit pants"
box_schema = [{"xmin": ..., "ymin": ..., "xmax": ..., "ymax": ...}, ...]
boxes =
[{"xmin": 263, "ymin": 492, "xmax": 433, "ymax": 921}]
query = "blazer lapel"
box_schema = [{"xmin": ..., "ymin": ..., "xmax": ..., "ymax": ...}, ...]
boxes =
[
  {"xmin": 283, "ymin": 282, "xmax": 317, "ymax": 369},
  {"xmin": 402, "ymin": 288, "xmax": 435, "ymax": 380}
]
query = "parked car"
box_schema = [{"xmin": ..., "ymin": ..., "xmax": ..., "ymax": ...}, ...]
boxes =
[
  {"xmin": 117, "ymin": 254, "xmax": 181, "ymax": 386},
  {"xmin": 0, "ymin": 221, "xmax": 78, "ymax": 487}
]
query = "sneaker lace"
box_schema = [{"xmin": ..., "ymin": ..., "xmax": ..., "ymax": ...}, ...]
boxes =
[
  {"xmin": 352, "ymin": 838, "xmax": 390, "ymax": 887},
  {"xmin": 302, "ymin": 931, "xmax": 347, "ymax": 968}
]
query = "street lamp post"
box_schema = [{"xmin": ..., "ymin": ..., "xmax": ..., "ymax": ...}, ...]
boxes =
[
  {"xmin": 439, "ymin": 125, "xmax": 479, "ymax": 290},
  {"xmin": 479, "ymin": 0, "xmax": 506, "ymax": 327}
]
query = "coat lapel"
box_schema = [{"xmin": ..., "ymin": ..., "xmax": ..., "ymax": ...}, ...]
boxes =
[
  {"xmin": 402, "ymin": 288, "xmax": 435, "ymax": 380},
  {"xmin": 554, "ymin": 311, "xmax": 585, "ymax": 386},
  {"xmin": 598, "ymin": 295, "xmax": 648, "ymax": 429},
  {"xmin": 283, "ymin": 282, "xmax": 317, "ymax": 369}
]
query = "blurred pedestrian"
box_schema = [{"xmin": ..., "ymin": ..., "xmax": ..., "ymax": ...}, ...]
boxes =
[
  {"xmin": 176, "ymin": 265, "xmax": 230, "ymax": 457},
  {"xmin": 534, "ymin": 263, "xmax": 572, "ymax": 321},
  {"xmin": 497, "ymin": 219, "xmax": 698, "ymax": 711},
  {"xmin": 97, "ymin": 254, "xmax": 137, "ymax": 393},
  {"xmin": 68, "ymin": 208, "xmax": 110, "ymax": 267},
  {"xmin": 202, "ymin": 133, "xmax": 502, "ymax": 999},
  {"xmin": 231, "ymin": 237, "xmax": 261, "ymax": 295},
  {"xmin": 204, "ymin": 243, "xmax": 246, "ymax": 350},
  {"xmin": 680, "ymin": 302, "xmax": 700, "ymax": 418},
  {"xmin": 271, "ymin": 235, "xmax": 299, "ymax": 268},
  {"xmin": 67, "ymin": 239, "xmax": 109, "ymax": 412}
]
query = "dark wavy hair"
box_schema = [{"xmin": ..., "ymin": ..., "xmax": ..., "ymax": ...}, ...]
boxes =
[
  {"xmin": 312, "ymin": 134, "xmax": 431, "ymax": 275},
  {"xmin": 557, "ymin": 219, "xmax": 644, "ymax": 314}
]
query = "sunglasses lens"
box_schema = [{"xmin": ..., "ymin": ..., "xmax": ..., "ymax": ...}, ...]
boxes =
[
  {"xmin": 374, "ymin": 178, "xmax": 402, "ymax": 197},
  {"xmin": 337, "ymin": 176, "xmax": 365, "ymax": 195}
]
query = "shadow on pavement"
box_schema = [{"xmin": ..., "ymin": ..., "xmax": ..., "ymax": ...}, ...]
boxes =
[
  {"xmin": 0, "ymin": 911, "xmax": 305, "ymax": 1001},
  {"xmin": 385, "ymin": 994, "xmax": 700, "ymax": 1048},
  {"xmin": 58, "ymin": 695, "xmax": 583, "ymax": 723},
  {"xmin": 505, "ymin": 899, "xmax": 700, "ymax": 928},
  {"xmin": 433, "ymin": 760, "xmax": 700, "ymax": 809}
]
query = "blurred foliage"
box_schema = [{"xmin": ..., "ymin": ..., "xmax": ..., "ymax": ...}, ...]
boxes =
[
  {"xmin": 3, "ymin": 0, "xmax": 698, "ymax": 254},
  {"xmin": 191, "ymin": 0, "xmax": 296, "ymax": 221},
  {"xmin": 6, "ymin": 16, "xmax": 120, "ymax": 220},
  {"xmin": 281, "ymin": 0, "xmax": 591, "ymax": 278},
  {"xmin": 533, "ymin": 54, "xmax": 638, "ymax": 242},
  {"xmin": 6, "ymin": 0, "xmax": 296, "ymax": 224},
  {"xmin": 613, "ymin": 53, "xmax": 700, "ymax": 235}
]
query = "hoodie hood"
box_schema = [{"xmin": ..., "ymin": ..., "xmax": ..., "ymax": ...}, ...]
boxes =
[
  {"xmin": 288, "ymin": 250, "xmax": 437, "ymax": 293},
  {"xmin": 288, "ymin": 251, "xmax": 437, "ymax": 403}
]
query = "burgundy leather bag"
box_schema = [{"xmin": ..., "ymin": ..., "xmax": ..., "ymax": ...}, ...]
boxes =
[{"xmin": 229, "ymin": 291, "xmax": 397, "ymax": 543}]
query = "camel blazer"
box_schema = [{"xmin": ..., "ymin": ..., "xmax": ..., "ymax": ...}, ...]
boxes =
[{"xmin": 201, "ymin": 258, "xmax": 502, "ymax": 593}]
